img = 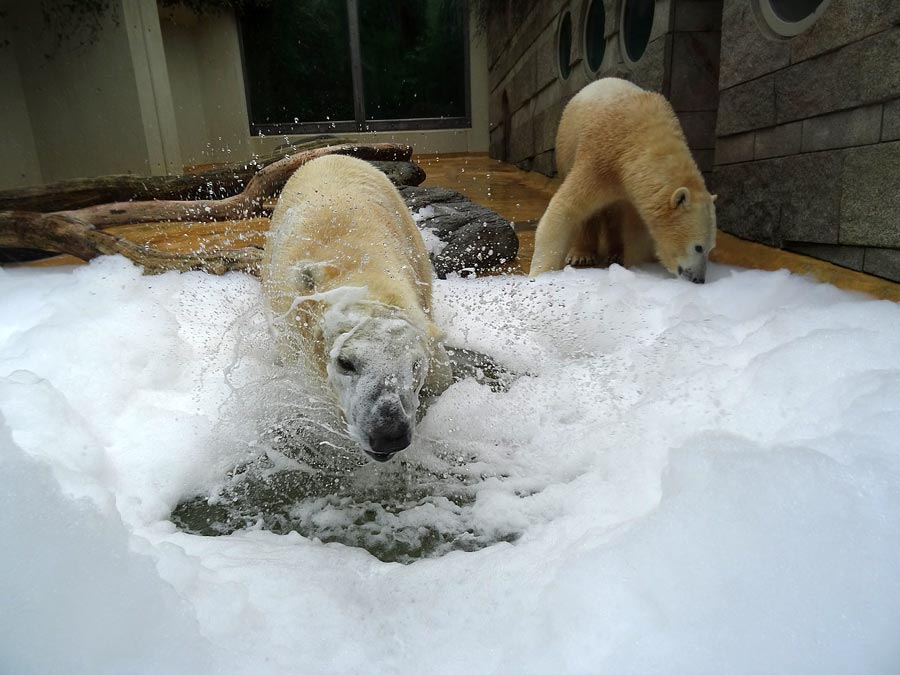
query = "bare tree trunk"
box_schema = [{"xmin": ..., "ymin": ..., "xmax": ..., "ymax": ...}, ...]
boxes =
[{"xmin": 0, "ymin": 211, "xmax": 262, "ymax": 275}]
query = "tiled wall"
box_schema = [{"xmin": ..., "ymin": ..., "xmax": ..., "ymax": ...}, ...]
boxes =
[
  {"xmin": 712, "ymin": 0, "xmax": 900, "ymax": 281},
  {"xmin": 486, "ymin": 0, "xmax": 722, "ymax": 178}
]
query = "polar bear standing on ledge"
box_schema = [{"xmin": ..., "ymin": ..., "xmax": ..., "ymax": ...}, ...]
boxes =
[
  {"xmin": 261, "ymin": 154, "xmax": 451, "ymax": 463},
  {"xmin": 529, "ymin": 78, "xmax": 717, "ymax": 283}
]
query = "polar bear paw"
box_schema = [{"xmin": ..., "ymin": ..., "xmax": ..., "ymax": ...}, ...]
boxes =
[{"xmin": 565, "ymin": 249, "xmax": 598, "ymax": 267}]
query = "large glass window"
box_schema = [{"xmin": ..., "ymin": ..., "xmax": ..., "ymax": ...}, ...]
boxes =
[
  {"xmin": 583, "ymin": 0, "xmax": 606, "ymax": 73},
  {"xmin": 240, "ymin": 0, "xmax": 470, "ymax": 134},
  {"xmin": 621, "ymin": 0, "xmax": 654, "ymax": 64},
  {"xmin": 557, "ymin": 11, "xmax": 573, "ymax": 80},
  {"xmin": 241, "ymin": 1, "xmax": 355, "ymax": 129},
  {"xmin": 768, "ymin": 0, "xmax": 827, "ymax": 23}
]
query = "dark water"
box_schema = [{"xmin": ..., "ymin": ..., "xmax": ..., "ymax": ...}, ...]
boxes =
[{"xmin": 171, "ymin": 347, "xmax": 525, "ymax": 563}]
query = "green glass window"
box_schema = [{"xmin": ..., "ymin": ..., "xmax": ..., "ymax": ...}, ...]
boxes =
[
  {"xmin": 558, "ymin": 11, "xmax": 572, "ymax": 80},
  {"xmin": 584, "ymin": 0, "xmax": 606, "ymax": 72},
  {"xmin": 240, "ymin": 0, "xmax": 470, "ymax": 134},
  {"xmin": 621, "ymin": 0, "xmax": 654, "ymax": 63},
  {"xmin": 241, "ymin": 0, "xmax": 355, "ymax": 127},
  {"xmin": 358, "ymin": 0, "xmax": 466, "ymax": 121},
  {"xmin": 769, "ymin": 0, "xmax": 826, "ymax": 23}
]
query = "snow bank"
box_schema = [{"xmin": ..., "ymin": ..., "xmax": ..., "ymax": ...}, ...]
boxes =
[{"xmin": 1, "ymin": 256, "xmax": 899, "ymax": 674}]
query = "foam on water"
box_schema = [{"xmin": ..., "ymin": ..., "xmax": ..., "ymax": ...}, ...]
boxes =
[{"xmin": 1, "ymin": 256, "xmax": 899, "ymax": 673}]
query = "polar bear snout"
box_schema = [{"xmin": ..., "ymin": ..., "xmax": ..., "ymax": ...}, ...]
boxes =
[
  {"xmin": 362, "ymin": 395, "xmax": 414, "ymax": 460},
  {"xmin": 678, "ymin": 259, "xmax": 706, "ymax": 284}
]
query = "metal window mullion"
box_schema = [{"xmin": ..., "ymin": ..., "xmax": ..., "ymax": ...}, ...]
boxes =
[{"xmin": 347, "ymin": 0, "xmax": 366, "ymax": 130}]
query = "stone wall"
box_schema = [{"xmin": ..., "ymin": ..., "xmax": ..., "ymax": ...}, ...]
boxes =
[
  {"xmin": 487, "ymin": 0, "xmax": 722, "ymax": 179},
  {"xmin": 712, "ymin": 0, "xmax": 900, "ymax": 281}
]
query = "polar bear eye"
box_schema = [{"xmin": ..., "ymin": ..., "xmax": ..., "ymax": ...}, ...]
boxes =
[
  {"xmin": 695, "ymin": 245, "xmax": 704, "ymax": 253},
  {"xmin": 336, "ymin": 356, "xmax": 356, "ymax": 374}
]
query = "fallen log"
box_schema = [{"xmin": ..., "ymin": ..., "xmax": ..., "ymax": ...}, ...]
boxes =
[
  {"xmin": 0, "ymin": 134, "xmax": 343, "ymax": 213},
  {"xmin": 0, "ymin": 143, "xmax": 411, "ymax": 273},
  {"xmin": 0, "ymin": 211, "xmax": 261, "ymax": 275},
  {"xmin": 52, "ymin": 143, "xmax": 412, "ymax": 229}
]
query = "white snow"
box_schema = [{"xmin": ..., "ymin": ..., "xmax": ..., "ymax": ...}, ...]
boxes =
[
  {"xmin": 1, "ymin": 256, "xmax": 899, "ymax": 674},
  {"xmin": 411, "ymin": 205, "xmax": 448, "ymax": 256}
]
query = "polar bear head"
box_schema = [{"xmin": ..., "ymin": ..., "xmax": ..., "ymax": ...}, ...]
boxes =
[
  {"xmin": 652, "ymin": 188, "xmax": 718, "ymax": 284},
  {"xmin": 323, "ymin": 307, "xmax": 434, "ymax": 462}
]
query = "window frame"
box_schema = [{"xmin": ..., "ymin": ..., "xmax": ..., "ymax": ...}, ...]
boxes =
[
  {"xmin": 753, "ymin": 0, "xmax": 831, "ymax": 38},
  {"xmin": 238, "ymin": 0, "xmax": 472, "ymax": 136}
]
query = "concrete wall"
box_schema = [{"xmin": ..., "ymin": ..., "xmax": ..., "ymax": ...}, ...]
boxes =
[
  {"xmin": 1, "ymin": 0, "xmax": 179, "ymax": 185},
  {"xmin": 159, "ymin": 6, "xmax": 251, "ymax": 167},
  {"xmin": 0, "ymin": 22, "xmax": 42, "ymax": 189},
  {"xmin": 712, "ymin": 0, "xmax": 900, "ymax": 281},
  {"xmin": 486, "ymin": 0, "xmax": 721, "ymax": 177}
]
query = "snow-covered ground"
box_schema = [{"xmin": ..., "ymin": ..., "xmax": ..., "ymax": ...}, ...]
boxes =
[{"xmin": 1, "ymin": 256, "xmax": 899, "ymax": 674}]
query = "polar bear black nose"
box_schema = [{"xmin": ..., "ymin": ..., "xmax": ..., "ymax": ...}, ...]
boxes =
[{"xmin": 368, "ymin": 423, "xmax": 412, "ymax": 455}]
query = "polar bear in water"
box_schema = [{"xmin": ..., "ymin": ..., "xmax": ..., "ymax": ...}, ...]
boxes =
[{"xmin": 261, "ymin": 154, "xmax": 452, "ymax": 462}]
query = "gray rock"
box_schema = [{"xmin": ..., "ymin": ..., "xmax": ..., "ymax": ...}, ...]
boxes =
[
  {"xmin": 399, "ymin": 186, "xmax": 468, "ymax": 208},
  {"xmin": 367, "ymin": 161, "xmax": 426, "ymax": 187},
  {"xmin": 399, "ymin": 187, "xmax": 519, "ymax": 278},
  {"xmin": 432, "ymin": 220, "xmax": 519, "ymax": 278},
  {"xmin": 840, "ymin": 142, "xmax": 900, "ymax": 247}
]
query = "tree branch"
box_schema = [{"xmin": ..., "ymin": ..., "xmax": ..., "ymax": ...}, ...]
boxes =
[{"xmin": 52, "ymin": 143, "xmax": 411, "ymax": 229}]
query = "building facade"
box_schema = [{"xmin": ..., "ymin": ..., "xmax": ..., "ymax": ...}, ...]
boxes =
[{"xmin": 486, "ymin": 0, "xmax": 900, "ymax": 282}]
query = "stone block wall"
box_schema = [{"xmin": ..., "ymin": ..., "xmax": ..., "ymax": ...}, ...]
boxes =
[
  {"xmin": 486, "ymin": 0, "xmax": 722, "ymax": 181},
  {"xmin": 713, "ymin": 0, "xmax": 900, "ymax": 281}
]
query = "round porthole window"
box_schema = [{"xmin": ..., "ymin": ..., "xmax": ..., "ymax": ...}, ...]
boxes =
[
  {"xmin": 583, "ymin": 0, "xmax": 606, "ymax": 73},
  {"xmin": 621, "ymin": 0, "xmax": 655, "ymax": 64},
  {"xmin": 755, "ymin": 0, "xmax": 830, "ymax": 37},
  {"xmin": 557, "ymin": 11, "xmax": 573, "ymax": 80}
]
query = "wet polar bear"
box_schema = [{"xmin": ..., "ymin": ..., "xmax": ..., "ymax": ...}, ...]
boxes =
[
  {"xmin": 530, "ymin": 77, "xmax": 717, "ymax": 283},
  {"xmin": 261, "ymin": 154, "xmax": 451, "ymax": 462}
]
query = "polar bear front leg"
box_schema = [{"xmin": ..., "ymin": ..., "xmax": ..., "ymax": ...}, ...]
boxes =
[
  {"xmin": 565, "ymin": 211, "xmax": 605, "ymax": 266},
  {"xmin": 530, "ymin": 178, "xmax": 616, "ymax": 276}
]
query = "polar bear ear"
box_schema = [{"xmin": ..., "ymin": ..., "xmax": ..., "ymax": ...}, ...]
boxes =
[
  {"xmin": 670, "ymin": 187, "xmax": 691, "ymax": 209},
  {"xmin": 294, "ymin": 261, "xmax": 340, "ymax": 292},
  {"xmin": 710, "ymin": 193, "xmax": 718, "ymax": 203}
]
